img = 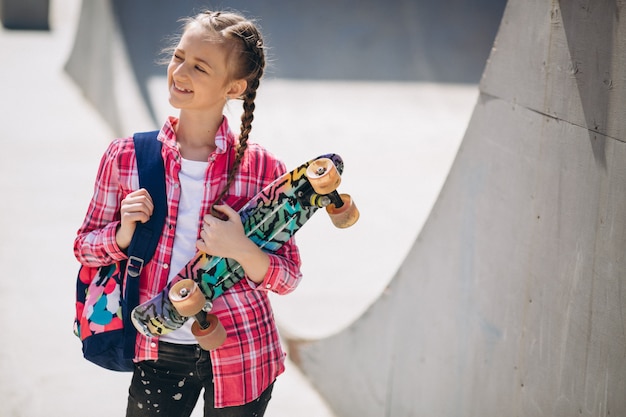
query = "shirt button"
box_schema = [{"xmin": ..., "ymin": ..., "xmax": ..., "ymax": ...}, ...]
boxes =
[
  {"xmin": 174, "ymin": 183, "xmax": 180, "ymax": 189},
  {"xmin": 265, "ymin": 284, "xmax": 271, "ymax": 289},
  {"xmin": 150, "ymin": 342, "xmax": 157, "ymax": 348},
  {"xmin": 163, "ymin": 264, "xmax": 169, "ymax": 269}
]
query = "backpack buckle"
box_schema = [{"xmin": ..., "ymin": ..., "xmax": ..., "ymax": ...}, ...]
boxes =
[{"xmin": 127, "ymin": 256, "xmax": 145, "ymax": 278}]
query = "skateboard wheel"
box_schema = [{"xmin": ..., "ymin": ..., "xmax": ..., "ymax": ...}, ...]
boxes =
[
  {"xmin": 327, "ymin": 193, "xmax": 359, "ymax": 228},
  {"xmin": 192, "ymin": 314, "xmax": 227, "ymax": 350},
  {"xmin": 169, "ymin": 279, "xmax": 205, "ymax": 317},
  {"xmin": 306, "ymin": 158, "xmax": 341, "ymax": 195}
]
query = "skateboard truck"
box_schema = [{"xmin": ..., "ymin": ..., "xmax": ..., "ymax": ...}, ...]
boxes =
[
  {"xmin": 169, "ymin": 280, "xmax": 227, "ymax": 350},
  {"xmin": 297, "ymin": 188, "xmax": 344, "ymax": 209},
  {"xmin": 324, "ymin": 191, "xmax": 345, "ymax": 209},
  {"xmin": 305, "ymin": 158, "xmax": 359, "ymax": 228},
  {"xmin": 193, "ymin": 300, "xmax": 214, "ymax": 329}
]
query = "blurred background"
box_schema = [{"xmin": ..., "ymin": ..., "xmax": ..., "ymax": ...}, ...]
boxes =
[{"xmin": 0, "ymin": 0, "xmax": 505, "ymax": 415}]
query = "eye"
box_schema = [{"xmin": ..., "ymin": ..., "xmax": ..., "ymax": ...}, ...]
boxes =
[
  {"xmin": 173, "ymin": 53, "xmax": 183, "ymax": 61},
  {"xmin": 195, "ymin": 65, "xmax": 207, "ymax": 73}
]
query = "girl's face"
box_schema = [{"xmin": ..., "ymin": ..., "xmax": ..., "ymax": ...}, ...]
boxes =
[{"xmin": 167, "ymin": 24, "xmax": 242, "ymax": 114}]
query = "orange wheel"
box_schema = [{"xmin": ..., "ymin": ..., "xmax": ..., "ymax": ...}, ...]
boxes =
[
  {"xmin": 306, "ymin": 158, "xmax": 341, "ymax": 195},
  {"xmin": 327, "ymin": 194, "xmax": 359, "ymax": 228},
  {"xmin": 169, "ymin": 279, "xmax": 205, "ymax": 317},
  {"xmin": 192, "ymin": 314, "xmax": 227, "ymax": 350}
]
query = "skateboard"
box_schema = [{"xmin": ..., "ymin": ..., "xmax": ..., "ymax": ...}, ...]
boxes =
[{"xmin": 131, "ymin": 153, "xmax": 359, "ymax": 349}]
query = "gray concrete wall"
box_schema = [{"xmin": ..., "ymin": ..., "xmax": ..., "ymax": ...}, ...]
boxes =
[
  {"xmin": 64, "ymin": 0, "xmax": 505, "ymax": 136},
  {"xmin": 290, "ymin": 1, "xmax": 626, "ymax": 416},
  {"xmin": 63, "ymin": 0, "xmax": 153, "ymax": 136},
  {"xmin": 1, "ymin": 0, "xmax": 49, "ymax": 30},
  {"xmin": 108, "ymin": 0, "xmax": 505, "ymax": 83}
]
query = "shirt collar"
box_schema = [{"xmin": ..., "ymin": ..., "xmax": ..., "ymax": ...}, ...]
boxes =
[
  {"xmin": 214, "ymin": 116, "xmax": 232, "ymax": 154},
  {"xmin": 158, "ymin": 115, "xmax": 236, "ymax": 157}
]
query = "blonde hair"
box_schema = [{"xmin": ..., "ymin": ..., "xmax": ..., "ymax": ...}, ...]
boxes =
[{"xmin": 179, "ymin": 11, "xmax": 266, "ymax": 205}]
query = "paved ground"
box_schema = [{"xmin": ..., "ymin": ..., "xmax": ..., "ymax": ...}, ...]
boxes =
[{"xmin": 0, "ymin": 0, "xmax": 478, "ymax": 415}]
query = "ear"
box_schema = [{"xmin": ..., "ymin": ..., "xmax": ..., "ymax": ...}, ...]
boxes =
[{"xmin": 226, "ymin": 79, "xmax": 247, "ymax": 99}]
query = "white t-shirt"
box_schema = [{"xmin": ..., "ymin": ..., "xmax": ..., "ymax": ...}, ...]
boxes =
[{"xmin": 160, "ymin": 157, "xmax": 209, "ymax": 345}]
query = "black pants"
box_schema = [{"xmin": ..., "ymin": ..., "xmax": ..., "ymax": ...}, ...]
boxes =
[{"xmin": 126, "ymin": 342, "xmax": 273, "ymax": 417}]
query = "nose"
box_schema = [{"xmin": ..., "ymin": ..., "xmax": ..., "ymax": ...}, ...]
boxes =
[
  {"xmin": 170, "ymin": 60, "xmax": 190, "ymax": 80},
  {"xmin": 172, "ymin": 63, "xmax": 187, "ymax": 79}
]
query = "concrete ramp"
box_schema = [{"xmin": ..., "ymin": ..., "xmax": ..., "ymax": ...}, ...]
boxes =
[
  {"xmin": 290, "ymin": 1, "xmax": 626, "ymax": 416},
  {"xmin": 64, "ymin": 0, "xmax": 154, "ymax": 136},
  {"xmin": 64, "ymin": 0, "xmax": 505, "ymax": 136}
]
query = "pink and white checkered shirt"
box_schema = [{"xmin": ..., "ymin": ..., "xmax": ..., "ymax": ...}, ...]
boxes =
[{"xmin": 74, "ymin": 116, "xmax": 302, "ymax": 407}]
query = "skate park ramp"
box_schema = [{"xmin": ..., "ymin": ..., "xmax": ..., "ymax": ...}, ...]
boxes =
[
  {"xmin": 290, "ymin": 1, "xmax": 626, "ymax": 416},
  {"xmin": 1, "ymin": 0, "xmax": 507, "ymax": 416},
  {"xmin": 4, "ymin": 0, "xmax": 623, "ymax": 415},
  {"xmin": 64, "ymin": 0, "xmax": 506, "ymax": 136}
]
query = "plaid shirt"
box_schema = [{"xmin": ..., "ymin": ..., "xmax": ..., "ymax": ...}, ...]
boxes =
[{"xmin": 74, "ymin": 116, "xmax": 302, "ymax": 407}]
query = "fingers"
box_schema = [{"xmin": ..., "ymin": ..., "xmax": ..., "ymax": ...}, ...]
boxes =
[
  {"xmin": 121, "ymin": 188, "xmax": 154, "ymax": 225},
  {"xmin": 196, "ymin": 238, "xmax": 208, "ymax": 253},
  {"xmin": 115, "ymin": 189, "xmax": 153, "ymax": 250},
  {"xmin": 199, "ymin": 204, "xmax": 245, "ymax": 258},
  {"xmin": 205, "ymin": 204, "xmax": 236, "ymax": 224},
  {"xmin": 209, "ymin": 204, "xmax": 233, "ymax": 221}
]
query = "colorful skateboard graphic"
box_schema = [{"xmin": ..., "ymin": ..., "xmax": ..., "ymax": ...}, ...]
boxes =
[{"xmin": 131, "ymin": 154, "xmax": 358, "ymax": 348}]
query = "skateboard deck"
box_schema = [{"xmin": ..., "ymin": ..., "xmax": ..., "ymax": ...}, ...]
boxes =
[{"xmin": 131, "ymin": 153, "xmax": 348, "ymax": 338}]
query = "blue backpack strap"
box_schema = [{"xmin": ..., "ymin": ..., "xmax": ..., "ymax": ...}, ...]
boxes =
[{"xmin": 123, "ymin": 130, "xmax": 167, "ymax": 360}]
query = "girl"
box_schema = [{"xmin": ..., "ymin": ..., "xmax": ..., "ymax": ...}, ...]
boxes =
[{"xmin": 74, "ymin": 10, "xmax": 302, "ymax": 417}]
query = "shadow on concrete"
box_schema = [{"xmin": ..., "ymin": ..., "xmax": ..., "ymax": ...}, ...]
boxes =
[
  {"xmin": 1, "ymin": 0, "xmax": 50, "ymax": 30},
  {"xmin": 65, "ymin": 0, "xmax": 506, "ymax": 135},
  {"xmin": 112, "ymin": 0, "xmax": 506, "ymax": 119},
  {"xmin": 560, "ymin": 0, "xmax": 618, "ymax": 169},
  {"xmin": 113, "ymin": 0, "xmax": 506, "ymax": 83}
]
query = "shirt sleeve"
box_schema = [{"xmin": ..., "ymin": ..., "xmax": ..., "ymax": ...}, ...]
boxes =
[
  {"xmin": 73, "ymin": 139, "xmax": 130, "ymax": 267},
  {"xmin": 254, "ymin": 238, "xmax": 303, "ymax": 295}
]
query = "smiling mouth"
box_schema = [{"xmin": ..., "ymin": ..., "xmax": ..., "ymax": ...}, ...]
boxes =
[{"xmin": 173, "ymin": 82, "xmax": 193, "ymax": 93}]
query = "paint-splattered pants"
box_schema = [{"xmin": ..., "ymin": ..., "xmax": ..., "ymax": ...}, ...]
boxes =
[{"xmin": 126, "ymin": 342, "xmax": 273, "ymax": 417}]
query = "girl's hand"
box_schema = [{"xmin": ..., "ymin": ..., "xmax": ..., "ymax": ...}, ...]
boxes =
[
  {"xmin": 198, "ymin": 204, "xmax": 270, "ymax": 283},
  {"xmin": 116, "ymin": 188, "xmax": 154, "ymax": 250},
  {"xmin": 198, "ymin": 204, "xmax": 246, "ymax": 258}
]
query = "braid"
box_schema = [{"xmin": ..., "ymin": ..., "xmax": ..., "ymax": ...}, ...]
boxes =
[{"xmin": 205, "ymin": 14, "xmax": 265, "ymax": 208}]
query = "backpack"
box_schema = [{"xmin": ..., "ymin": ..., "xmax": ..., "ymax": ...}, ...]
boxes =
[{"xmin": 74, "ymin": 131, "xmax": 167, "ymax": 371}]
